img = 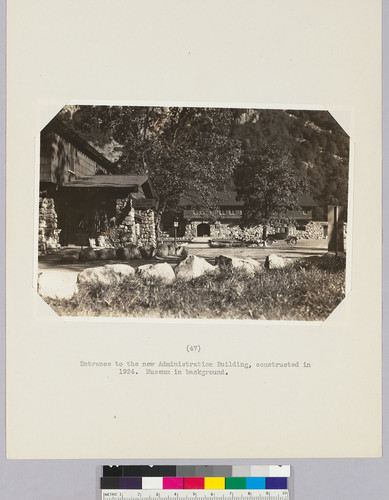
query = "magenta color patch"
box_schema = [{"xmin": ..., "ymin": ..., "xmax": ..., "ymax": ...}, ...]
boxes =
[{"xmin": 163, "ymin": 477, "xmax": 184, "ymax": 489}]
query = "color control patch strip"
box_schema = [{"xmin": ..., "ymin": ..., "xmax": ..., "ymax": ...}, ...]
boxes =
[
  {"xmin": 101, "ymin": 465, "xmax": 290, "ymax": 492},
  {"xmin": 101, "ymin": 476, "xmax": 288, "ymax": 490}
]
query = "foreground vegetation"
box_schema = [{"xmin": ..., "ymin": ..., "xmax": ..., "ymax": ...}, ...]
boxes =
[{"xmin": 48, "ymin": 255, "xmax": 346, "ymax": 321}]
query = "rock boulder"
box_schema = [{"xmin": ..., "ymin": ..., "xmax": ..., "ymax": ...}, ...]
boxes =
[
  {"xmin": 156, "ymin": 243, "xmax": 170, "ymax": 258},
  {"xmin": 116, "ymin": 245, "xmax": 142, "ymax": 260},
  {"xmin": 95, "ymin": 248, "xmax": 117, "ymax": 260},
  {"xmin": 77, "ymin": 264, "xmax": 135, "ymax": 286},
  {"xmin": 136, "ymin": 262, "xmax": 175, "ymax": 283},
  {"xmin": 139, "ymin": 245, "xmax": 156, "ymax": 259},
  {"xmin": 215, "ymin": 255, "xmax": 263, "ymax": 275},
  {"xmin": 265, "ymin": 253, "xmax": 294, "ymax": 269},
  {"xmin": 79, "ymin": 247, "xmax": 98, "ymax": 262},
  {"xmin": 176, "ymin": 245, "xmax": 189, "ymax": 258},
  {"xmin": 175, "ymin": 255, "xmax": 217, "ymax": 281}
]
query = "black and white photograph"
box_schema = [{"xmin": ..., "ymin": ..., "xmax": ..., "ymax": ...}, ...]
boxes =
[{"xmin": 37, "ymin": 105, "xmax": 350, "ymax": 321}]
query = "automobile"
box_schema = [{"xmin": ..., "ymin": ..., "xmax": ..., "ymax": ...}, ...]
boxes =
[{"xmin": 265, "ymin": 233, "xmax": 298, "ymax": 246}]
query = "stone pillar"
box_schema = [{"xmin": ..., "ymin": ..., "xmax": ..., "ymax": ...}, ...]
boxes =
[
  {"xmin": 38, "ymin": 196, "xmax": 61, "ymax": 254},
  {"xmin": 138, "ymin": 209, "xmax": 157, "ymax": 247},
  {"xmin": 114, "ymin": 198, "xmax": 137, "ymax": 247}
]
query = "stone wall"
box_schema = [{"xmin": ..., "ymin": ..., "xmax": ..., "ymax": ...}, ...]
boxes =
[
  {"xmin": 184, "ymin": 219, "xmax": 347, "ymax": 241},
  {"xmin": 289, "ymin": 221, "xmax": 327, "ymax": 239},
  {"xmin": 137, "ymin": 209, "xmax": 157, "ymax": 247},
  {"xmin": 289, "ymin": 221, "xmax": 347, "ymax": 239},
  {"xmin": 184, "ymin": 221, "xmax": 275, "ymax": 240},
  {"xmin": 113, "ymin": 199, "xmax": 156, "ymax": 248},
  {"xmin": 114, "ymin": 198, "xmax": 137, "ymax": 247},
  {"xmin": 38, "ymin": 197, "xmax": 61, "ymax": 254}
]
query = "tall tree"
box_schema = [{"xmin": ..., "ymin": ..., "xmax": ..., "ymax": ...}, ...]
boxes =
[
  {"xmin": 234, "ymin": 144, "xmax": 305, "ymax": 239},
  {"xmin": 59, "ymin": 105, "xmax": 242, "ymax": 236}
]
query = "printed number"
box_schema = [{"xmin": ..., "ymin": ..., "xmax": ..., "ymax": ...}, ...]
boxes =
[
  {"xmin": 119, "ymin": 369, "xmax": 136, "ymax": 375},
  {"xmin": 186, "ymin": 345, "xmax": 201, "ymax": 353}
]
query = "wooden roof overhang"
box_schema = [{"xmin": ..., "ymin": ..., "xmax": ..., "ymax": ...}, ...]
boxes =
[
  {"xmin": 41, "ymin": 117, "xmax": 117, "ymax": 173},
  {"xmin": 59, "ymin": 176, "xmax": 157, "ymax": 207}
]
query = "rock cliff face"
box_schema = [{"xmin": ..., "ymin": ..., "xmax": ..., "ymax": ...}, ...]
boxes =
[{"xmin": 231, "ymin": 109, "xmax": 349, "ymax": 219}]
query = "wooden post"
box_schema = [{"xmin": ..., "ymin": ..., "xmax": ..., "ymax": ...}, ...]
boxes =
[{"xmin": 328, "ymin": 205, "xmax": 345, "ymax": 253}]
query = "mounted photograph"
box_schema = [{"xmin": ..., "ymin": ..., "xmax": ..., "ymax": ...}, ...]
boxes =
[{"xmin": 37, "ymin": 105, "xmax": 349, "ymax": 321}]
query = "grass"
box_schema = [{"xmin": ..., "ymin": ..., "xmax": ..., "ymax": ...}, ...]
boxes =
[{"xmin": 47, "ymin": 254, "xmax": 346, "ymax": 321}]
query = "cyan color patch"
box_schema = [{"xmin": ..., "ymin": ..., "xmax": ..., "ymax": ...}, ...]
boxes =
[{"xmin": 246, "ymin": 477, "xmax": 266, "ymax": 489}]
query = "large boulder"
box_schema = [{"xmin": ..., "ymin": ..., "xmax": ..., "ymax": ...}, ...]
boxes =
[
  {"xmin": 95, "ymin": 247, "xmax": 117, "ymax": 260},
  {"xmin": 215, "ymin": 254, "xmax": 263, "ymax": 275},
  {"xmin": 136, "ymin": 262, "xmax": 175, "ymax": 283},
  {"xmin": 37, "ymin": 270, "xmax": 79, "ymax": 300},
  {"xmin": 265, "ymin": 253, "xmax": 293, "ymax": 269},
  {"xmin": 139, "ymin": 245, "xmax": 156, "ymax": 259},
  {"xmin": 116, "ymin": 245, "xmax": 142, "ymax": 260},
  {"xmin": 79, "ymin": 247, "xmax": 98, "ymax": 262},
  {"xmin": 77, "ymin": 264, "xmax": 135, "ymax": 286},
  {"xmin": 175, "ymin": 255, "xmax": 217, "ymax": 281}
]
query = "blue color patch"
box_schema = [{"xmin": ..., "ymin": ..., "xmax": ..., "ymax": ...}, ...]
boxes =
[
  {"xmin": 266, "ymin": 477, "xmax": 288, "ymax": 489},
  {"xmin": 246, "ymin": 477, "xmax": 266, "ymax": 489}
]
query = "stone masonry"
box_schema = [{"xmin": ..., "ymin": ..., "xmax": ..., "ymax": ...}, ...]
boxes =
[
  {"xmin": 114, "ymin": 199, "xmax": 156, "ymax": 248},
  {"xmin": 38, "ymin": 197, "xmax": 61, "ymax": 254},
  {"xmin": 137, "ymin": 209, "xmax": 157, "ymax": 247}
]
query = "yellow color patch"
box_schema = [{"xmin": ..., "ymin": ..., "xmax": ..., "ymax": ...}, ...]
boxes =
[{"xmin": 204, "ymin": 477, "xmax": 225, "ymax": 489}]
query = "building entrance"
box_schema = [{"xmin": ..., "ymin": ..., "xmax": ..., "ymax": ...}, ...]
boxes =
[{"xmin": 197, "ymin": 223, "xmax": 210, "ymax": 237}]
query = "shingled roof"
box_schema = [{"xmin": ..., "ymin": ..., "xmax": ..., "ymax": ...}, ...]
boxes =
[
  {"xmin": 62, "ymin": 174, "xmax": 155, "ymax": 199},
  {"xmin": 179, "ymin": 190, "xmax": 316, "ymax": 208},
  {"xmin": 179, "ymin": 190, "xmax": 244, "ymax": 207}
]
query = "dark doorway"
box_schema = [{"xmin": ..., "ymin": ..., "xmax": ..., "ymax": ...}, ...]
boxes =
[{"xmin": 197, "ymin": 223, "xmax": 210, "ymax": 237}]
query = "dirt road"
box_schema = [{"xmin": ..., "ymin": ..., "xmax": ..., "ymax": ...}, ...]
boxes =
[{"xmin": 37, "ymin": 239, "xmax": 330, "ymax": 280}]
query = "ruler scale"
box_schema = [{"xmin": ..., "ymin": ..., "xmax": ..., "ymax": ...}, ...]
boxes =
[{"xmin": 102, "ymin": 491, "xmax": 289, "ymax": 500}]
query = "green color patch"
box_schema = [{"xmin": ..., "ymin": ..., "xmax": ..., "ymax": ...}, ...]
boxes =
[{"xmin": 225, "ymin": 477, "xmax": 247, "ymax": 489}]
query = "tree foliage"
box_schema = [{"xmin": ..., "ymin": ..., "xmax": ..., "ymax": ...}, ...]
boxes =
[
  {"xmin": 59, "ymin": 105, "xmax": 242, "ymax": 228},
  {"xmin": 234, "ymin": 145, "xmax": 305, "ymax": 237},
  {"xmin": 58, "ymin": 106, "xmax": 350, "ymax": 224}
]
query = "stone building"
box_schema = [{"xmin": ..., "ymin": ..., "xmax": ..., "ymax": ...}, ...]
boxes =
[
  {"xmin": 39, "ymin": 117, "xmax": 156, "ymax": 253},
  {"xmin": 176, "ymin": 190, "xmax": 319, "ymax": 239}
]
